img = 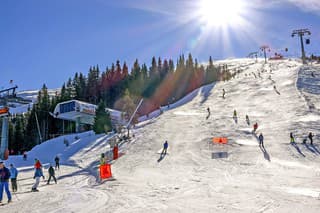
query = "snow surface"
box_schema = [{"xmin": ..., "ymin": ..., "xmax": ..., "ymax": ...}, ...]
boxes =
[{"xmin": 2, "ymin": 59, "xmax": 320, "ymax": 212}]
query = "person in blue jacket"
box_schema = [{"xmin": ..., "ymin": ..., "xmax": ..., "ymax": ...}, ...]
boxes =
[
  {"xmin": 0, "ymin": 161, "xmax": 11, "ymax": 203},
  {"xmin": 160, "ymin": 141, "xmax": 169, "ymax": 156},
  {"xmin": 9, "ymin": 164, "xmax": 18, "ymax": 192},
  {"xmin": 32, "ymin": 167, "xmax": 43, "ymax": 192}
]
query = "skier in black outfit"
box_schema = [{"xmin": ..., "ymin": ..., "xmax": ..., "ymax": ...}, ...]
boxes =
[
  {"xmin": 206, "ymin": 107, "xmax": 211, "ymax": 119},
  {"xmin": 258, "ymin": 133, "xmax": 265, "ymax": 149},
  {"xmin": 54, "ymin": 156, "xmax": 60, "ymax": 170},
  {"xmin": 308, "ymin": 132, "xmax": 314, "ymax": 145},
  {"xmin": 245, "ymin": 115, "xmax": 250, "ymax": 125},
  {"xmin": 47, "ymin": 165, "xmax": 57, "ymax": 184}
]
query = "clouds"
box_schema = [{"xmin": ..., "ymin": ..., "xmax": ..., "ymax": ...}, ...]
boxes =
[
  {"xmin": 251, "ymin": 0, "xmax": 320, "ymax": 14},
  {"xmin": 286, "ymin": 0, "xmax": 320, "ymax": 14}
]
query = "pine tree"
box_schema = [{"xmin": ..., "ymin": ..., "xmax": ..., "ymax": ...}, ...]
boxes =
[{"xmin": 93, "ymin": 101, "xmax": 112, "ymax": 134}]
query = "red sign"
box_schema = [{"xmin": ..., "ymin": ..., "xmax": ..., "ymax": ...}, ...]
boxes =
[{"xmin": 212, "ymin": 137, "xmax": 228, "ymax": 144}]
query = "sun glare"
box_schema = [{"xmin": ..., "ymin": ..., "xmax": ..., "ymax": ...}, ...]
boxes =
[{"xmin": 198, "ymin": 0, "xmax": 245, "ymax": 27}]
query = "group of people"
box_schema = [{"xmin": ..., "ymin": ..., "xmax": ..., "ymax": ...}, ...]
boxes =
[
  {"xmin": 0, "ymin": 155, "xmax": 61, "ymax": 203},
  {"xmin": 32, "ymin": 157, "xmax": 58, "ymax": 192},
  {"xmin": 290, "ymin": 132, "xmax": 315, "ymax": 145}
]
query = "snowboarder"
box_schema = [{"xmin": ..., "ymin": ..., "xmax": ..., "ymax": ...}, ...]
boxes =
[
  {"xmin": 206, "ymin": 107, "xmax": 211, "ymax": 119},
  {"xmin": 54, "ymin": 156, "xmax": 60, "ymax": 170},
  {"xmin": 258, "ymin": 133, "xmax": 265, "ymax": 149},
  {"xmin": 9, "ymin": 164, "xmax": 18, "ymax": 192},
  {"xmin": 100, "ymin": 153, "xmax": 106, "ymax": 165},
  {"xmin": 47, "ymin": 165, "xmax": 57, "ymax": 185},
  {"xmin": 253, "ymin": 122, "xmax": 258, "ymax": 133},
  {"xmin": 245, "ymin": 115, "xmax": 250, "ymax": 125},
  {"xmin": 0, "ymin": 162, "xmax": 12, "ymax": 203},
  {"xmin": 222, "ymin": 89, "xmax": 226, "ymax": 99},
  {"xmin": 160, "ymin": 141, "xmax": 168, "ymax": 156},
  {"xmin": 290, "ymin": 132, "xmax": 295, "ymax": 144},
  {"xmin": 308, "ymin": 132, "xmax": 314, "ymax": 145}
]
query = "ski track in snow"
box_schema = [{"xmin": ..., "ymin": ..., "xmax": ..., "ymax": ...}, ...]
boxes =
[{"xmin": 2, "ymin": 59, "xmax": 320, "ymax": 212}]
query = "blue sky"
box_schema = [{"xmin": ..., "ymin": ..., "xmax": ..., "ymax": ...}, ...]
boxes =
[{"xmin": 1, "ymin": 0, "xmax": 319, "ymax": 90}]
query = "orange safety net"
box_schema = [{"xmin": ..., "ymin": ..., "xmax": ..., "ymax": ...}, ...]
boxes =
[
  {"xmin": 212, "ymin": 137, "xmax": 228, "ymax": 144},
  {"xmin": 113, "ymin": 146, "xmax": 119, "ymax": 160},
  {"xmin": 100, "ymin": 164, "xmax": 112, "ymax": 179}
]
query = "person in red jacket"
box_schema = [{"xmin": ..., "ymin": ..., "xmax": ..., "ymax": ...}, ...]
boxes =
[
  {"xmin": 253, "ymin": 123, "xmax": 258, "ymax": 133},
  {"xmin": 34, "ymin": 159, "xmax": 44, "ymax": 179}
]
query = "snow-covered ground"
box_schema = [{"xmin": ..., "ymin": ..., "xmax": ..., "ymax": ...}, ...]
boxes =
[
  {"xmin": 5, "ymin": 89, "xmax": 60, "ymax": 115},
  {"xmin": 2, "ymin": 58, "xmax": 320, "ymax": 212}
]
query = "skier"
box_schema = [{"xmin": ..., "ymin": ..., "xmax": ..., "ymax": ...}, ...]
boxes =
[
  {"xmin": 32, "ymin": 166, "xmax": 43, "ymax": 192},
  {"xmin": 160, "ymin": 141, "xmax": 168, "ymax": 156},
  {"xmin": 23, "ymin": 151, "xmax": 27, "ymax": 161},
  {"xmin": 54, "ymin": 156, "xmax": 60, "ymax": 170},
  {"xmin": 290, "ymin": 132, "xmax": 295, "ymax": 144},
  {"xmin": 100, "ymin": 153, "xmax": 106, "ymax": 165},
  {"xmin": 245, "ymin": 115, "xmax": 250, "ymax": 125},
  {"xmin": 0, "ymin": 162, "xmax": 11, "ymax": 203},
  {"xmin": 233, "ymin": 110, "xmax": 237, "ymax": 118},
  {"xmin": 222, "ymin": 89, "xmax": 226, "ymax": 99},
  {"xmin": 233, "ymin": 110, "xmax": 238, "ymax": 123},
  {"xmin": 34, "ymin": 159, "xmax": 45, "ymax": 180},
  {"xmin": 253, "ymin": 122, "xmax": 258, "ymax": 133},
  {"xmin": 308, "ymin": 132, "xmax": 314, "ymax": 145},
  {"xmin": 206, "ymin": 107, "xmax": 211, "ymax": 119},
  {"xmin": 258, "ymin": 133, "xmax": 265, "ymax": 149},
  {"xmin": 47, "ymin": 165, "xmax": 57, "ymax": 185},
  {"xmin": 9, "ymin": 164, "xmax": 18, "ymax": 192}
]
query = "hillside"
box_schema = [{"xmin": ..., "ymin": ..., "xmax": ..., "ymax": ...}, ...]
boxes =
[{"xmin": 2, "ymin": 58, "xmax": 320, "ymax": 213}]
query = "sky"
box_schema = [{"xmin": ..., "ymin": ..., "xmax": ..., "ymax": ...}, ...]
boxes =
[{"xmin": 0, "ymin": 0, "xmax": 320, "ymax": 91}]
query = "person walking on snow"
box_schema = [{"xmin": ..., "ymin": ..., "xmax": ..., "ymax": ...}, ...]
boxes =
[
  {"xmin": 161, "ymin": 141, "xmax": 169, "ymax": 156},
  {"xmin": 308, "ymin": 132, "xmax": 314, "ymax": 145},
  {"xmin": 54, "ymin": 156, "xmax": 60, "ymax": 170},
  {"xmin": 23, "ymin": 151, "xmax": 27, "ymax": 161},
  {"xmin": 47, "ymin": 165, "xmax": 57, "ymax": 185},
  {"xmin": 0, "ymin": 162, "xmax": 12, "ymax": 203},
  {"xmin": 290, "ymin": 132, "xmax": 295, "ymax": 144},
  {"xmin": 222, "ymin": 89, "xmax": 226, "ymax": 99},
  {"xmin": 253, "ymin": 122, "xmax": 258, "ymax": 133},
  {"xmin": 9, "ymin": 164, "xmax": 18, "ymax": 192},
  {"xmin": 258, "ymin": 133, "xmax": 265, "ymax": 149}
]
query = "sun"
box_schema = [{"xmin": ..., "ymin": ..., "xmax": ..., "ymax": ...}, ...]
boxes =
[{"xmin": 198, "ymin": 0, "xmax": 245, "ymax": 27}]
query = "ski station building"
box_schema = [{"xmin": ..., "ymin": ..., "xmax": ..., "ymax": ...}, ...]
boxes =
[{"xmin": 53, "ymin": 100, "xmax": 125, "ymax": 132}]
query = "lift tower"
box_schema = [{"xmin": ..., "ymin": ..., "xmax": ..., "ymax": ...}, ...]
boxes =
[{"xmin": 292, "ymin": 29, "xmax": 311, "ymax": 64}]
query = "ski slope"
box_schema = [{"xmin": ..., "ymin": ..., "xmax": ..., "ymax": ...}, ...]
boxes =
[{"xmin": 2, "ymin": 58, "xmax": 320, "ymax": 212}]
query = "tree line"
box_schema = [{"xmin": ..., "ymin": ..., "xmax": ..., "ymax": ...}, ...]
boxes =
[{"xmin": 6, "ymin": 54, "xmax": 233, "ymax": 154}]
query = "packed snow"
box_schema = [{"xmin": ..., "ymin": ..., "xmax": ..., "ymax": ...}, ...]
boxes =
[{"xmin": 2, "ymin": 58, "xmax": 320, "ymax": 212}]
